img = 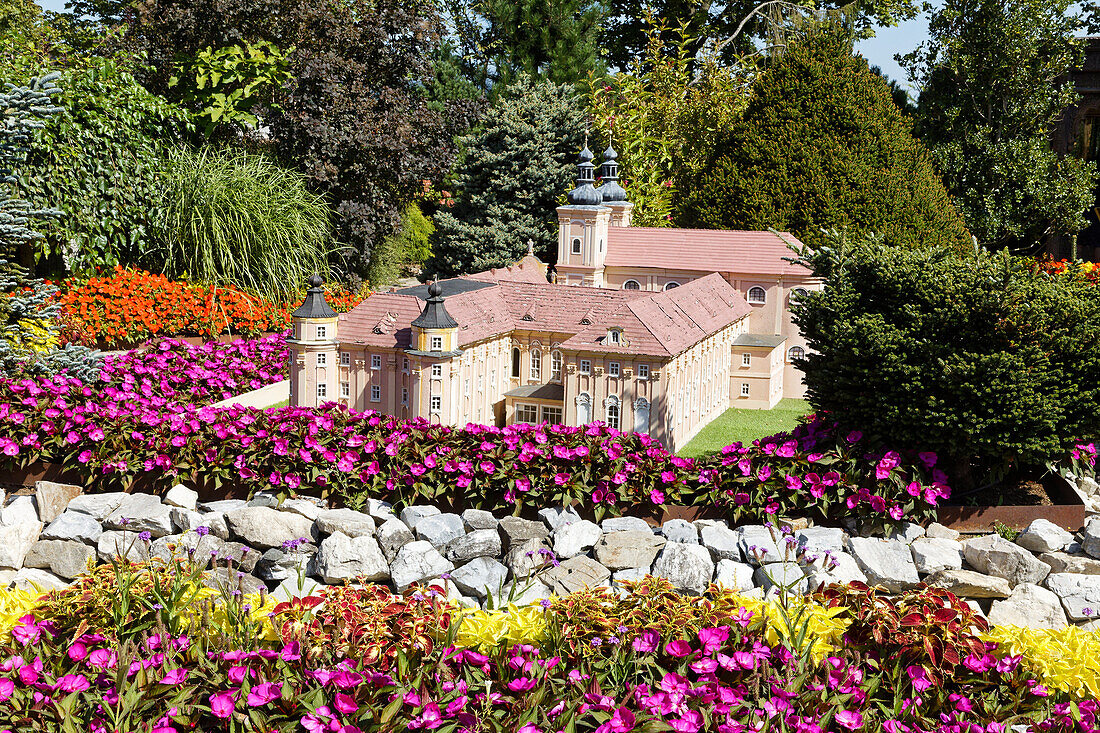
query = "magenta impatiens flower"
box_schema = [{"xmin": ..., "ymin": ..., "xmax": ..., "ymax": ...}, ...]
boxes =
[
  {"xmin": 246, "ymin": 681, "xmax": 282, "ymax": 706},
  {"xmin": 664, "ymin": 640, "xmax": 693, "ymax": 658},
  {"xmin": 835, "ymin": 710, "xmax": 864, "ymax": 729},
  {"xmin": 632, "ymin": 629, "xmax": 659, "ymax": 653},
  {"xmin": 159, "ymin": 668, "xmax": 188, "ymax": 685},
  {"xmin": 209, "ymin": 690, "xmax": 237, "ymax": 718},
  {"xmin": 906, "ymin": 665, "xmax": 933, "ymax": 692}
]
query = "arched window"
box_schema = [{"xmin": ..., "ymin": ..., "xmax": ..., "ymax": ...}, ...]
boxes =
[
  {"xmin": 511, "ymin": 347, "xmax": 521, "ymax": 378},
  {"xmin": 791, "ymin": 287, "xmax": 809, "ymax": 303},
  {"xmin": 622, "ymin": 279, "xmax": 641, "ymax": 290},
  {"xmin": 529, "ymin": 348, "xmax": 542, "ymax": 380},
  {"xmin": 571, "ymin": 237, "xmax": 582, "ymax": 254},
  {"xmin": 748, "ymin": 286, "xmax": 767, "ymax": 304},
  {"xmin": 788, "ymin": 346, "xmax": 805, "ymax": 362},
  {"xmin": 576, "ymin": 393, "xmax": 592, "ymax": 425},
  {"xmin": 663, "ymin": 281, "xmax": 680, "ymax": 291},
  {"xmin": 550, "ymin": 350, "xmax": 563, "ymax": 381},
  {"xmin": 633, "ymin": 398, "xmax": 650, "ymax": 434},
  {"xmin": 607, "ymin": 328, "xmax": 622, "ymax": 345},
  {"xmin": 605, "ymin": 395, "xmax": 620, "ymax": 430}
]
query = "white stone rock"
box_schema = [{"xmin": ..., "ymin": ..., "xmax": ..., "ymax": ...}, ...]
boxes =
[
  {"xmin": 1082, "ymin": 517, "xmax": 1100, "ymax": 560},
  {"xmin": 1015, "ymin": 519, "xmax": 1074, "ymax": 554},
  {"xmin": 271, "ymin": 576, "xmax": 326, "ymax": 604},
  {"xmin": 700, "ymin": 523, "xmax": 743, "ymax": 562},
  {"xmin": 254, "ymin": 545, "xmax": 317, "ymax": 582},
  {"xmin": 246, "ymin": 492, "xmax": 280, "ymax": 508},
  {"xmin": 103, "ymin": 494, "xmax": 174, "ymax": 538},
  {"xmin": 910, "ymin": 537, "xmax": 963, "ymax": 574},
  {"xmin": 754, "ymin": 562, "xmax": 808, "ymax": 594},
  {"xmin": 1, "ymin": 496, "xmax": 38, "ymax": 526},
  {"xmin": 542, "ymin": 556, "xmax": 611, "ymax": 595},
  {"xmin": 594, "ymin": 531, "xmax": 665, "ymax": 571},
  {"xmin": 735, "ymin": 525, "xmax": 782, "ymax": 566},
  {"xmin": 163, "ymin": 484, "xmax": 199, "ymax": 511},
  {"xmin": 170, "ymin": 507, "xmax": 205, "ymax": 534},
  {"xmin": 377, "ymin": 519, "xmax": 415, "ymax": 562},
  {"xmin": 612, "ymin": 567, "xmax": 651, "ymax": 585},
  {"xmin": 444, "ymin": 529, "xmax": 502, "ymax": 563},
  {"xmin": 490, "ymin": 580, "xmax": 552, "ymax": 608},
  {"xmin": 504, "ymin": 538, "xmax": 552, "ymax": 579},
  {"xmin": 11, "ymin": 567, "xmax": 68, "ymax": 591},
  {"xmin": 847, "ymin": 537, "xmax": 920, "ymax": 591},
  {"xmin": 804, "ymin": 552, "xmax": 867, "ymax": 589},
  {"xmin": 794, "ymin": 527, "xmax": 845, "ymax": 555},
  {"xmin": 714, "ymin": 559, "xmax": 755, "ymax": 591},
  {"xmin": 34, "ymin": 482, "xmax": 81, "ymax": 524},
  {"xmin": 278, "ymin": 498, "xmax": 323, "ymax": 521},
  {"xmin": 925, "ymin": 522, "xmax": 961, "ymax": 541},
  {"xmin": 1038, "ymin": 551, "xmax": 1100, "ymax": 575},
  {"xmin": 1043, "ymin": 573, "xmax": 1100, "ymax": 621},
  {"xmin": 1078, "ymin": 475, "xmax": 1100, "ymax": 497},
  {"xmin": 600, "ymin": 517, "xmax": 652, "ymax": 533},
  {"xmin": 497, "ymin": 516, "xmax": 549, "ymax": 547},
  {"xmin": 390, "ymin": 540, "xmax": 454, "ymax": 591},
  {"xmin": 0, "ymin": 521, "xmax": 43, "ymax": 570},
  {"xmin": 963, "ymin": 534, "xmax": 1050, "ymax": 587},
  {"xmin": 660, "ymin": 519, "xmax": 699, "ymax": 544},
  {"xmin": 414, "ymin": 513, "xmax": 465, "ymax": 548},
  {"xmin": 399, "ymin": 505, "xmax": 441, "ymax": 530},
  {"xmin": 925, "ymin": 569, "xmax": 1011, "ymax": 598},
  {"xmin": 886, "ymin": 521, "xmax": 926, "ymax": 544},
  {"xmin": 66, "ymin": 492, "xmax": 127, "ymax": 521},
  {"xmin": 315, "ymin": 508, "xmax": 376, "ymax": 538},
  {"xmin": 197, "ymin": 499, "xmax": 247, "ymax": 513},
  {"xmin": 538, "ymin": 506, "xmax": 582, "ymax": 531},
  {"xmin": 315, "ymin": 532, "xmax": 389, "ymax": 584},
  {"xmin": 987, "ymin": 583, "xmax": 1068, "ymax": 629},
  {"xmin": 41, "ymin": 511, "xmax": 102, "ymax": 544},
  {"xmin": 652, "ymin": 543, "xmax": 714, "ymax": 594},
  {"xmin": 553, "ymin": 519, "xmax": 602, "ymax": 560},
  {"xmin": 224, "ymin": 506, "xmax": 317, "ymax": 549},
  {"xmin": 450, "ymin": 556, "xmax": 508, "ymax": 598},
  {"xmin": 204, "ymin": 512, "xmax": 230, "ymax": 540},
  {"xmin": 96, "ymin": 530, "xmax": 146, "ymax": 563},
  {"xmin": 365, "ymin": 498, "xmax": 395, "ymax": 522},
  {"xmin": 461, "ymin": 509, "xmax": 498, "ymax": 531},
  {"xmin": 23, "ymin": 540, "xmax": 95, "ymax": 580}
]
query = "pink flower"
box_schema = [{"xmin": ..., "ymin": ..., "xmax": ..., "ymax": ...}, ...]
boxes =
[
  {"xmin": 86, "ymin": 648, "xmax": 116, "ymax": 669},
  {"xmin": 209, "ymin": 691, "xmax": 237, "ymax": 718},
  {"xmin": 518, "ymin": 725, "xmax": 542, "ymax": 733},
  {"xmin": 227, "ymin": 665, "xmax": 250, "ymax": 684},
  {"xmin": 334, "ymin": 692, "xmax": 358, "ymax": 714},
  {"xmin": 0, "ymin": 679, "xmax": 12, "ymax": 702},
  {"xmin": 650, "ymin": 488, "xmax": 665, "ymax": 504},
  {"xmin": 906, "ymin": 665, "xmax": 932, "ymax": 692},
  {"xmin": 159, "ymin": 668, "xmax": 188, "ymax": 685},
  {"xmin": 507, "ymin": 677, "xmax": 536, "ymax": 692},
  {"xmin": 664, "ymin": 640, "xmax": 693, "ymax": 658},
  {"xmin": 596, "ymin": 707, "xmax": 636, "ymax": 733},
  {"xmin": 55, "ymin": 674, "xmax": 90, "ymax": 693},
  {"xmin": 835, "ymin": 710, "xmax": 863, "ymax": 729},
  {"xmin": 697, "ymin": 626, "xmax": 730, "ymax": 654},
  {"xmin": 632, "ymin": 629, "xmax": 659, "ymax": 653}
]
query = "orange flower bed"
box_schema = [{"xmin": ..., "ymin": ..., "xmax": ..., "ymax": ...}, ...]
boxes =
[
  {"xmin": 55, "ymin": 267, "xmax": 365, "ymax": 346},
  {"xmin": 1033, "ymin": 256, "xmax": 1100, "ymax": 284}
]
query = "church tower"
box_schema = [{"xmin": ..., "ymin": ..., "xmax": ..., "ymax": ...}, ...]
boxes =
[
  {"xmin": 555, "ymin": 145, "xmax": 611, "ymax": 287},
  {"xmin": 288, "ymin": 274, "xmax": 339, "ymax": 408},
  {"xmin": 599, "ymin": 143, "xmax": 634, "ymax": 228}
]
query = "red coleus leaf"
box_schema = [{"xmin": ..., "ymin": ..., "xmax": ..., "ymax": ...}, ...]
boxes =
[{"xmin": 899, "ymin": 612, "xmax": 924, "ymax": 627}]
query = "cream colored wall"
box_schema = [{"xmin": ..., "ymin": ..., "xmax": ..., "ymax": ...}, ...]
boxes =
[
  {"xmin": 562, "ymin": 351, "xmax": 664, "ymax": 436},
  {"xmin": 730, "ymin": 345, "xmax": 784, "ymax": 410},
  {"xmin": 287, "ymin": 317, "xmax": 338, "ymax": 409},
  {"xmin": 555, "ymin": 206, "xmax": 611, "ymax": 286}
]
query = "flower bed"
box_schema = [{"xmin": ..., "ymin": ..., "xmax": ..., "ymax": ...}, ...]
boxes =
[
  {"xmin": 1033, "ymin": 257, "xmax": 1100, "ymax": 285},
  {"xmin": 54, "ymin": 267, "xmax": 363, "ymax": 346},
  {"xmin": 1, "ymin": 562, "xmax": 1097, "ymax": 733}
]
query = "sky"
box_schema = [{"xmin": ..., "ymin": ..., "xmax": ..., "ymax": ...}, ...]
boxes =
[{"xmin": 33, "ymin": 0, "xmax": 931, "ymax": 85}]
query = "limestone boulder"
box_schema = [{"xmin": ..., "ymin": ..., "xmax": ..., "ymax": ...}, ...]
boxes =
[
  {"xmin": 34, "ymin": 481, "xmax": 82, "ymax": 523},
  {"xmin": 987, "ymin": 583, "xmax": 1068, "ymax": 629},
  {"xmin": 754, "ymin": 562, "xmax": 808, "ymax": 594},
  {"xmin": 414, "ymin": 513, "xmax": 465, "ymax": 548},
  {"xmin": 553, "ymin": 520, "xmax": 602, "ymax": 560},
  {"xmin": 41, "ymin": 511, "xmax": 102, "ymax": 545},
  {"xmin": 66, "ymin": 492, "xmax": 127, "ymax": 521},
  {"xmin": 1038, "ymin": 551, "xmax": 1100, "ymax": 575},
  {"xmin": 314, "ymin": 509, "xmax": 376, "ymax": 538},
  {"xmin": 504, "ymin": 537, "xmax": 552, "ymax": 579},
  {"xmin": 652, "ymin": 543, "xmax": 714, "ymax": 594},
  {"xmin": 735, "ymin": 525, "xmax": 782, "ymax": 566},
  {"xmin": 103, "ymin": 494, "xmax": 174, "ymax": 538},
  {"xmin": 804, "ymin": 552, "xmax": 867, "ymax": 589},
  {"xmin": 700, "ymin": 523, "xmax": 743, "ymax": 562},
  {"xmin": 198, "ymin": 499, "xmax": 247, "ymax": 514},
  {"xmin": 538, "ymin": 506, "xmax": 582, "ymax": 531},
  {"xmin": 963, "ymin": 534, "xmax": 1050, "ymax": 587},
  {"xmin": 594, "ymin": 531, "xmax": 666, "ymax": 571},
  {"xmin": 23, "ymin": 539, "xmax": 95, "ymax": 579},
  {"xmin": 96, "ymin": 530, "xmax": 146, "ymax": 563},
  {"xmin": 224, "ymin": 506, "xmax": 317, "ymax": 550},
  {"xmin": 0, "ymin": 521, "xmax": 43, "ymax": 570},
  {"xmin": 659, "ymin": 519, "xmax": 699, "ymax": 544},
  {"xmin": 541, "ymin": 556, "xmax": 611, "ymax": 595},
  {"xmin": 1, "ymin": 496, "xmax": 38, "ymax": 526},
  {"xmin": 461, "ymin": 509, "xmax": 498, "ymax": 531},
  {"xmin": 445, "ymin": 529, "xmax": 502, "ymax": 563},
  {"xmin": 925, "ymin": 569, "xmax": 1011, "ymax": 599},
  {"xmin": 1082, "ymin": 517, "xmax": 1100, "ymax": 560},
  {"xmin": 847, "ymin": 537, "xmax": 920, "ymax": 591},
  {"xmin": 910, "ymin": 537, "xmax": 964, "ymax": 575},
  {"xmin": 399, "ymin": 505, "xmax": 440, "ymax": 531},
  {"xmin": 601, "ymin": 517, "xmax": 652, "ymax": 534},
  {"xmin": 498, "ymin": 516, "xmax": 549, "ymax": 548},
  {"xmin": 377, "ymin": 519, "xmax": 415, "ymax": 562},
  {"xmin": 450, "ymin": 556, "xmax": 508, "ymax": 599},
  {"xmin": 314, "ymin": 532, "xmax": 389, "ymax": 584},
  {"xmin": 163, "ymin": 484, "xmax": 199, "ymax": 512},
  {"xmin": 277, "ymin": 498, "xmax": 324, "ymax": 521},
  {"xmin": 1015, "ymin": 519, "xmax": 1073, "ymax": 554},
  {"xmin": 390, "ymin": 541, "xmax": 453, "ymax": 591},
  {"xmin": 1043, "ymin": 573, "xmax": 1100, "ymax": 621},
  {"xmin": 794, "ymin": 527, "xmax": 845, "ymax": 555},
  {"xmin": 714, "ymin": 559, "xmax": 755, "ymax": 592},
  {"xmin": 202, "ymin": 568, "xmax": 266, "ymax": 596}
]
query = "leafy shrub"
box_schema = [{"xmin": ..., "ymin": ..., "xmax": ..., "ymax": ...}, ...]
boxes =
[
  {"xmin": 54, "ymin": 266, "xmax": 363, "ymax": 345},
  {"xmin": 154, "ymin": 147, "xmax": 334, "ymax": 300},
  {"xmin": 676, "ymin": 27, "xmax": 971, "ymax": 253},
  {"xmin": 364, "ymin": 202, "xmax": 434, "ymax": 288},
  {"xmin": 793, "ymin": 237, "xmax": 1100, "ymax": 487}
]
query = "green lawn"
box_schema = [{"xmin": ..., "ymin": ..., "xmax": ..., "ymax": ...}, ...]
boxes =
[{"xmin": 678, "ymin": 399, "xmax": 812, "ymax": 457}]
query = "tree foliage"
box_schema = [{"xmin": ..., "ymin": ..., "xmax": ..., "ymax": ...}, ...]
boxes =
[
  {"xmin": 442, "ymin": 0, "xmax": 606, "ymax": 91},
  {"xmin": 366, "ymin": 202, "xmax": 434, "ymax": 288},
  {"xmin": 0, "ymin": 73, "xmax": 99, "ymax": 378},
  {"xmin": 587, "ymin": 15, "xmax": 750, "ymax": 227},
  {"xmin": 792, "ymin": 235, "xmax": 1100, "ymax": 487},
  {"xmin": 430, "ymin": 76, "xmax": 586, "ymax": 276},
  {"xmin": 677, "ymin": 27, "xmax": 971, "ymax": 253},
  {"xmin": 902, "ymin": 0, "xmax": 1099, "ymax": 253},
  {"xmin": 153, "ymin": 147, "xmax": 333, "ymax": 299},
  {"xmin": 0, "ymin": 52, "xmax": 190, "ymax": 272}
]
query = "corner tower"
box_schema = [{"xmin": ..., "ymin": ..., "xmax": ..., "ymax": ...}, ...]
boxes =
[
  {"xmin": 288, "ymin": 274, "xmax": 339, "ymax": 408},
  {"xmin": 555, "ymin": 145, "xmax": 611, "ymax": 287},
  {"xmin": 599, "ymin": 143, "xmax": 633, "ymax": 228}
]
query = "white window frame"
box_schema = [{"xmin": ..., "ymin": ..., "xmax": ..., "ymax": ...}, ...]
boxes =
[
  {"xmin": 747, "ymin": 286, "xmax": 767, "ymax": 305},
  {"xmin": 402, "ymin": 387, "xmax": 409, "ymax": 405},
  {"xmin": 464, "ymin": 378, "xmax": 470, "ymax": 396},
  {"xmin": 550, "ymin": 350, "xmax": 562, "ymax": 381},
  {"xmin": 608, "ymin": 361, "xmax": 620, "ymax": 377},
  {"xmin": 607, "ymin": 329, "xmax": 621, "ymax": 345},
  {"xmin": 511, "ymin": 347, "xmax": 521, "ymax": 377},
  {"xmin": 742, "ymin": 353, "xmax": 751, "ymax": 367},
  {"xmin": 370, "ymin": 384, "xmax": 381, "ymax": 402},
  {"xmin": 340, "ymin": 381, "xmax": 350, "ymax": 398},
  {"xmin": 622, "ymin": 279, "xmax": 640, "ymax": 291},
  {"xmin": 637, "ymin": 364, "xmax": 649, "ymax": 379},
  {"xmin": 430, "ymin": 335, "xmax": 443, "ymax": 351},
  {"xmin": 541, "ymin": 405, "xmax": 563, "ymax": 425},
  {"xmin": 605, "ymin": 395, "xmax": 620, "ymax": 430},
  {"xmin": 788, "ymin": 346, "xmax": 806, "ymax": 362},
  {"xmin": 316, "ymin": 352, "xmax": 327, "ymax": 366},
  {"xmin": 316, "ymin": 383, "xmax": 327, "ymax": 399},
  {"xmin": 430, "ymin": 395, "xmax": 442, "ymax": 413},
  {"xmin": 530, "ymin": 348, "xmax": 542, "ymax": 380},
  {"xmin": 316, "ymin": 325, "xmax": 327, "ymax": 339},
  {"xmin": 402, "ymin": 358, "xmax": 410, "ymax": 372},
  {"xmin": 663, "ymin": 282, "xmax": 680, "ymax": 291},
  {"xmin": 371, "ymin": 354, "xmax": 381, "ymax": 370},
  {"xmin": 516, "ymin": 403, "xmax": 539, "ymax": 424},
  {"xmin": 740, "ymin": 383, "xmax": 750, "ymax": 397},
  {"xmin": 571, "ymin": 237, "xmax": 582, "ymax": 254},
  {"xmin": 340, "ymin": 352, "xmax": 350, "ymax": 366},
  {"xmin": 579, "ymin": 359, "xmax": 591, "ymax": 375},
  {"xmin": 431, "ymin": 364, "xmax": 443, "ymax": 379}
]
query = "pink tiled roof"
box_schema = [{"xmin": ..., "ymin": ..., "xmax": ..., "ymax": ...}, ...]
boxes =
[
  {"xmin": 467, "ymin": 254, "xmax": 549, "ymax": 284},
  {"xmin": 604, "ymin": 227, "xmax": 809, "ymax": 276},
  {"xmin": 337, "ymin": 273, "xmax": 750, "ymax": 357}
]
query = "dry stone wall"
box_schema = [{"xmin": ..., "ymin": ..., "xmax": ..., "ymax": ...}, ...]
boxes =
[{"xmin": 2, "ymin": 481, "xmax": 1100, "ymax": 629}]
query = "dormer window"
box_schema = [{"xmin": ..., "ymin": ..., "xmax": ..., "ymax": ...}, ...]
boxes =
[{"xmin": 606, "ymin": 328, "xmax": 623, "ymax": 345}]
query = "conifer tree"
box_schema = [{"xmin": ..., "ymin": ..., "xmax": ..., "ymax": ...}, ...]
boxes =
[
  {"xmin": 677, "ymin": 27, "xmax": 971, "ymax": 253},
  {"xmin": 429, "ymin": 77, "xmax": 586, "ymax": 276},
  {"xmin": 0, "ymin": 73, "xmax": 100, "ymax": 379}
]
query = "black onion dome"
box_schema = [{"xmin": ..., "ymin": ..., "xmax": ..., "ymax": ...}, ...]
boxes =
[
  {"xmin": 567, "ymin": 146, "xmax": 603, "ymax": 206},
  {"xmin": 599, "ymin": 143, "xmax": 628, "ymax": 203},
  {"xmin": 292, "ymin": 273, "xmax": 337, "ymax": 319},
  {"xmin": 411, "ymin": 278, "xmax": 458, "ymax": 330}
]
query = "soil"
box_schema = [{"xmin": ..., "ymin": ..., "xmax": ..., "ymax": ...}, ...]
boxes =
[{"xmin": 957, "ymin": 475, "xmax": 1055, "ymax": 507}]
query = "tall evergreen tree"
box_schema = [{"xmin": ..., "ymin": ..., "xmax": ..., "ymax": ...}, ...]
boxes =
[
  {"xmin": 677, "ymin": 27, "xmax": 971, "ymax": 253},
  {"xmin": 902, "ymin": 0, "xmax": 1098, "ymax": 253},
  {"xmin": 429, "ymin": 76, "xmax": 586, "ymax": 276},
  {"xmin": 0, "ymin": 73, "xmax": 99, "ymax": 378}
]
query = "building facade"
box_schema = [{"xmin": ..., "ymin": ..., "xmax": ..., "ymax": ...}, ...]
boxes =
[{"xmin": 289, "ymin": 145, "xmax": 820, "ymax": 449}]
